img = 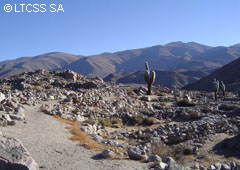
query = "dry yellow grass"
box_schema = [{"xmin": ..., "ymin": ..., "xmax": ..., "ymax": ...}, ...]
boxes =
[
  {"xmin": 33, "ymin": 86, "xmax": 42, "ymax": 91},
  {"xmin": 54, "ymin": 115, "xmax": 102, "ymax": 150},
  {"xmin": 54, "ymin": 116, "xmax": 126, "ymax": 158}
]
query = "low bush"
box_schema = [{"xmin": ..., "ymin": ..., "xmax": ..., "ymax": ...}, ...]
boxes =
[
  {"xmin": 98, "ymin": 117, "xmax": 123, "ymax": 128},
  {"xmin": 157, "ymin": 92, "xmax": 166, "ymax": 96},
  {"xmin": 33, "ymin": 86, "xmax": 42, "ymax": 91},
  {"xmin": 45, "ymin": 84, "xmax": 53, "ymax": 89},
  {"xmin": 151, "ymin": 143, "xmax": 195, "ymax": 165},
  {"xmin": 142, "ymin": 117, "xmax": 158, "ymax": 126},
  {"xmin": 128, "ymin": 114, "xmax": 145, "ymax": 125}
]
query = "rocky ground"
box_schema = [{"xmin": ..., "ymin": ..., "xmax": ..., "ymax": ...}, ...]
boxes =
[{"xmin": 0, "ymin": 69, "xmax": 240, "ymax": 170}]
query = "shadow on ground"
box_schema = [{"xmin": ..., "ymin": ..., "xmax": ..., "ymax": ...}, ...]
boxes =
[{"xmin": 213, "ymin": 134, "xmax": 240, "ymax": 158}]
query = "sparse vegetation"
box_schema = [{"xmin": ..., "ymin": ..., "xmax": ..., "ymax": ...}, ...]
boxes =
[
  {"xmin": 45, "ymin": 84, "xmax": 53, "ymax": 89},
  {"xmin": 128, "ymin": 114, "xmax": 158, "ymax": 126},
  {"xmin": 142, "ymin": 117, "xmax": 158, "ymax": 126},
  {"xmin": 144, "ymin": 62, "xmax": 156, "ymax": 95},
  {"xmin": 157, "ymin": 92, "xmax": 166, "ymax": 96},
  {"xmin": 33, "ymin": 86, "xmax": 42, "ymax": 91},
  {"xmin": 213, "ymin": 78, "xmax": 219, "ymax": 101},
  {"xmin": 97, "ymin": 117, "xmax": 123, "ymax": 128},
  {"xmin": 151, "ymin": 143, "xmax": 194, "ymax": 165},
  {"xmin": 54, "ymin": 115, "xmax": 103, "ymax": 150},
  {"xmin": 128, "ymin": 114, "xmax": 145, "ymax": 125}
]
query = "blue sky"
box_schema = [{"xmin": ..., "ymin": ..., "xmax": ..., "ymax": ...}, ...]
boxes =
[{"xmin": 0, "ymin": 0, "xmax": 239, "ymax": 61}]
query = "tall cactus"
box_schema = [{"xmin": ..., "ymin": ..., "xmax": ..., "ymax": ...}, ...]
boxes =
[
  {"xmin": 220, "ymin": 81, "xmax": 226, "ymax": 97},
  {"xmin": 213, "ymin": 78, "xmax": 219, "ymax": 101},
  {"xmin": 144, "ymin": 62, "xmax": 156, "ymax": 95}
]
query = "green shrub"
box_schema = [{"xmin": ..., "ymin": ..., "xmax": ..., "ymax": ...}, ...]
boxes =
[
  {"xmin": 98, "ymin": 118, "xmax": 123, "ymax": 128},
  {"xmin": 151, "ymin": 143, "xmax": 194, "ymax": 165},
  {"xmin": 45, "ymin": 84, "xmax": 53, "ymax": 89},
  {"xmin": 33, "ymin": 86, "xmax": 42, "ymax": 91},
  {"xmin": 128, "ymin": 115, "xmax": 158, "ymax": 126},
  {"xmin": 142, "ymin": 117, "xmax": 158, "ymax": 125},
  {"xmin": 128, "ymin": 114, "xmax": 145, "ymax": 125},
  {"xmin": 157, "ymin": 92, "xmax": 166, "ymax": 96}
]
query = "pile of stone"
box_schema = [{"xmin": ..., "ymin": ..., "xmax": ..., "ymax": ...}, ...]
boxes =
[{"xmin": 1, "ymin": 69, "xmax": 240, "ymax": 169}]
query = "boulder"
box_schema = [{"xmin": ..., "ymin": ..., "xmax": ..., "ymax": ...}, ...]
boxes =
[
  {"xmin": 166, "ymin": 164, "xmax": 185, "ymax": 170},
  {"xmin": 0, "ymin": 134, "xmax": 39, "ymax": 170},
  {"xmin": 61, "ymin": 70, "xmax": 78, "ymax": 81},
  {"xmin": 221, "ymin": 164, "xmax": 230, "ymax": 170},
  {"xmin": 127, "ymin": 146, "xmax": 148, "ymax": 160},
  {"xmin": 155, "ymin": 162, "xmax": 168, "ymax": 170},
  {"xmin": 148, "ymin": 155, "xmax": 162, "ymax": 162},
  {"xmin": 2, "ymin": 114, "xmax": 16, "ymax": 125},
  {"xmin": 162, "ymin": 157, "xmax": 176, "ymax": 165},
  {"xmin": 9, "ymin": 113, "xmax": 25, "ymax": 121},
  {"xmin": 0, "ymin": 93, "xmax": 5, "ymax": 102},
  {"xmin": 101, "ymin": 149, "xmax": 115, "ymax": 158}
]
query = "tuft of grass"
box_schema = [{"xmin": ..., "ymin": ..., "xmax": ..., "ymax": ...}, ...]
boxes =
[
  {"xmin": 54, "ymin": 115, "xmax": 126, "ymax": 159},
  {"xmin": 128, "ymin": 114, "xmax": 145, "ymax": 125},
  {"xmin": 45, "ymin": 84, "xmax": 53, "ymax": 89},
  {"xmin": 151, "ymin": 143, "xmax": 194, "ymax": 165},
  {"xmin": 128, "ymin": 115, "xmax": 159, "ymax": 126},
  {"xmin": 142, "ymin": 117, "xmax": 158, "ymax": 126},
  {"xmin": 157, "ymin": 92, "xmax": 166, "ymax": 96},
  {"xmin": 33, "ymin": 86, "xmax": 42, "ymax": 91},
  {"xmin": 54, "ymin": 115, "xmax": 102, "ymax": 150},
  {"xmin": 97, "ymin": 117, "xmax": 123, "ymax": 128}
]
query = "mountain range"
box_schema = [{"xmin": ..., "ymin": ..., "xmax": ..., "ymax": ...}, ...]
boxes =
[
  {"xmin": 1, "ymin": 41, "xmax": 240, "ymax": 88},
  {"xmin": 104, "ymin": 70, "xmax": 210, "ymax": 88},
  {"xmin": 183, "ymin": 56, "xmax": 240, "ymax": 92}
]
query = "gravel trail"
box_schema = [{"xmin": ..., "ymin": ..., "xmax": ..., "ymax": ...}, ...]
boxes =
[{"xmin": 0, "ymin": 104, "xmax": 148, "ymax": 170}]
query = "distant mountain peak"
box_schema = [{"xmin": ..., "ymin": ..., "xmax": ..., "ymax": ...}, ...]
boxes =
[
  {"xmin": 230, "ymin": 43, "xmax": 240, "ymax": 48},
  {"xmin": 166, "ymin": 41, "xmax": 185, "ymax": 46}
]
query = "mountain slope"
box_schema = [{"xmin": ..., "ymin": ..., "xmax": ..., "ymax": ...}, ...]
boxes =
[
  {"xmin": 0, "ymin": 52, "xmax": 84, "ymax": 77},
  {"xmin": 1, "ymin": 42, "xmax": 240, "ymax": 81},
  {"xmin": 64, "ymin": 42, "xmax": 212, "ymax": 77},
  {"xmin": 104, "ymin": 70, "xmax": 201, "ymax": 88},
  {"xmin": 183, "ymin": 57, "xmax": 240, "ymax": 92}
]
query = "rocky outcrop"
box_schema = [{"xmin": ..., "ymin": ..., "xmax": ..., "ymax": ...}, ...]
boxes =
[{"xmin": 0, "ymin": 133, "xmax": 39, "ymax": 170}]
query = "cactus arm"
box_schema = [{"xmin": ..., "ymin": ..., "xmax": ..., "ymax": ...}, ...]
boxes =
[
  {"xmin": 145, "ymin": 62, "xmax": 149, "ymax": 71},
  {"xmin": 144, "ymin": 71, "xmax": 150, "ymax": 83},
  {"xmin": 150, "ymin": 71, "xmax": 156, "ymax": 84}
]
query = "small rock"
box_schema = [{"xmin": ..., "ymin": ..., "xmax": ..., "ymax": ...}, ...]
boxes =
[
  {"xmin": 149, "ymin": 155, "xmax": 162, "ymax": 162},
  {"xmin": 9, "ymin": 113, "xmax": 25, "ymax": 121},
  {"xmin": 0, "ymin": 93, "xmax": 5, "ymax": 102},
  {"xmin": 155, "ymin": 162, "xmax": 168, "ymax": 170},
  {"xmin": 166, "ymin": 163, "xmax": 185, "ymax": 170},
  {"xmin": 214, "ymin": 163, "xmax": 222, "ymax": 170},
  {"xmin": 127, "ymin": 146, "xmax": 148, "ymax": 161},
  {"xmin": 162, "ymin": 157, "xmax": 176, "ymax": 165},
  {"xmin": 101, "ymin": 149, "xmax": 115, "ymax": 158},
  {"xmin": 199, "ymin": 165, "xmax": 207, "ymax": 170},
  {"xmin": 221, "ymin": 164, "xmax": 230, "ymax": 170}
]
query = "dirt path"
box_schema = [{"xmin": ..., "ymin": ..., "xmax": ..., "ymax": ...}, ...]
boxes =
[{"xmin": 0, "ymin": 104, "xmax": 148, "ymax": 170}]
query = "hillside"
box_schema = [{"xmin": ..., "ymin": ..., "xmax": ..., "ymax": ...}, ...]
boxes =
[
  {"xmin": 0, "ymin": 42, "xmax": 240, "ymax": 81},
  {"xmin": 0, "ymin": 52, "xmax": 84, "ymax": 77},
  {"xmin": 183, "ymin": 57, "xmax": 240, "ymax": 92},
  {"xmin": 104, "ymin": 70, "xmax": 205, "ymax": 88},
  {"xmin": 64, "ymin": 41, "xmax": 212, "ymax": 77}
]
